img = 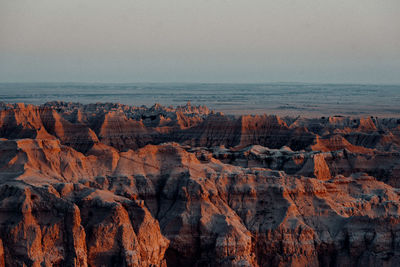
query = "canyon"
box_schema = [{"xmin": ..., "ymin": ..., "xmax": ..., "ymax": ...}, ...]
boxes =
[{"xmin": 0, "ymin": 101, "xmax": 399, "ymax": 266}]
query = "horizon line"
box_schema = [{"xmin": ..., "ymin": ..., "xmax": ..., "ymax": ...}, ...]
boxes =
[{"xmin": 1, "ymin": 81, "xmax": 400, "ymax": 86}]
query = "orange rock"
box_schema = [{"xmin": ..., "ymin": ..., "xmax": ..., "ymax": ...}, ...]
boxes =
[{"xmin": 0, "ymin": 102, "xmax": 399, "ymax": 266}]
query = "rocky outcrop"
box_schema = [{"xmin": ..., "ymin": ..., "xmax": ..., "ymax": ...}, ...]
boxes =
[
  {"xmin": 0, "ymin": 183, "xmax": 169, "ymax": 267},
  {"xmin": 2, "ymin": 102, "xmax": 399, "ymax": 153},
  {"xmin": 0, "ymin": 102, "xmax": 400, "ymax": 266}
]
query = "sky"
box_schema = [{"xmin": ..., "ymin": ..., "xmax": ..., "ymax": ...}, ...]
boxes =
[{"xmin": 0, "ymin": 0, "xmax": 399, "ymax": 84}]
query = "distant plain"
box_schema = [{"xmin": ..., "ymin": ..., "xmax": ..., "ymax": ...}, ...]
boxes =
[{"xmin": 1, "ymin": 82, "xmax": 400, "ymax": 117}]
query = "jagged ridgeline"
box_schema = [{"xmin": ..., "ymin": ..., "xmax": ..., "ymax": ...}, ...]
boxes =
[{"xmin": 0, "ymin": 102, "xmax": 400, "ymax": 266}]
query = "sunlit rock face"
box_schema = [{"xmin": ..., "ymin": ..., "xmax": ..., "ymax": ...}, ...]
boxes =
[{"xmin": 0, "ymin": 102, "xmax": 400, "ymax": 266}]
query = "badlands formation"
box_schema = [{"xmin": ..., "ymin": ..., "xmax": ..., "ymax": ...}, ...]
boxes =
[{"xmin": 0, "ymin": 101, "xmax": 400, "ymax": 267}]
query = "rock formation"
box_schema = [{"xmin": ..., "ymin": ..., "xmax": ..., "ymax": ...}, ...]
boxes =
[{"xmin": 0, "ymin": 102, "xmax": 399, "ymax": 266}]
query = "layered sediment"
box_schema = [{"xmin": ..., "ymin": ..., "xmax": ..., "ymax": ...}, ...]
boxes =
[{"xmin": 0, "ymin": 102, "xmax": 399, "ymax": 266}]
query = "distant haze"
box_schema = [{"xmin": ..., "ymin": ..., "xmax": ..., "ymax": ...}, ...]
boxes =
[{"xmin": 0, "ymin": 0, "xmax": 399, "ymax": 83}]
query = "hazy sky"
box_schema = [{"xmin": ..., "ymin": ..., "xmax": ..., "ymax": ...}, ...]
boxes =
[{"xmin": 0, "ymin": 0, "xmax": 399, "ymax": 83}]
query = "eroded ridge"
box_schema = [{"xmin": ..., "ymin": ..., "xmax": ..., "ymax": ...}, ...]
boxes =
[{"xmin": 0, "ymin": 102, "xmax": 399, "ymax": 266}]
